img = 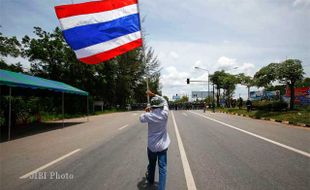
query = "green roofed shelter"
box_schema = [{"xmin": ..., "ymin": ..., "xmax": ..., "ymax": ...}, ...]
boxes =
[
  {"xmin": 0, "ymin": 69, "xmax": 88, "ymax": 96},
  {"xmin": 0, "ymin": 69, "xmax": 89, "ymax": 141}
]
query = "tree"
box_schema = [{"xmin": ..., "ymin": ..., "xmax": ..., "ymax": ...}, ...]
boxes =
[
  {"xmin": 21, "ymin": 27, "xmax": 161, "ymax": 109},
  {"xmin": 210, "ymin": 71, "xmax": 238, "ymax": 107},
  {"xmin": 210, "ymin": 70, "xmax": 226, "ymax": 107},
  {"xmin": 22, "ymin": 27, "xmax": 71, "ymax": 80},
  {"xmin": 204, "ymin": 96, "xmax": 212, "ymax": 104},
  {"xmin": 254, "ymin": 63, "xmax": 278, "ymax": 88},
  {"xmin": 0, "ymin": 32, "xmax": 24, "ymax": 73},
  {"xmin": 254, "ymin": 60, "xmax": 304, "ymax": 110},
  {"xmin": 295, "ymin": 77, "xmax": 310, "ymax": 88},
  {"xmin": 131, "ymin": 46, "xmax": 161, "ymax": 104},
  {"xmin": 222, "ymin": 73, "xmax": 238, "ymax": 107},
  {"xmin": 277, "ymin": 59, "xmax": 304, "ymax": 110},
  {"xmin": 0, "ymin": 61, "xmax": 24, "ymax": 73},
  {"xmin": 0, "ymin": 32, "xmax": 20, "ymax": 58},
  {"xmin": 237, "ymin": 73, "xmax": 254, "ymax": 99},
  {"xmin": 174, "ymin": 96, "xmax": 188, "ymax": 103}
]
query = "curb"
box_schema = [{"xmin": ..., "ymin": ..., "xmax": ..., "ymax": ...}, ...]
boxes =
[
  {"xmin": 297, "ymin": 123, "xmax": 307, "ymax": 127},
  {"xmin": 282, "ymin": 120, "xmax": 290, "ymax": 124},
  {"xmin": 218, "ymin": 110, "xmax": 309, "ymax": 128}
]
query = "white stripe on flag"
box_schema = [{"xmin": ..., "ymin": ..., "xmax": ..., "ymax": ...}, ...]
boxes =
[
  {"xmin": 75, "ymin": 31, "xmax": 141, "ymax": 59},
  {"xmin": 59, "ymin": 4, "xmax": 138, "ymax": 30}
]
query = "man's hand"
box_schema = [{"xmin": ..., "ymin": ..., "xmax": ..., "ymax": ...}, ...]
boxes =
[
  {"xmin": 145, "ymin": 107, "xmax": 151, "ymax": 112},
  {"xmin": 146, "ymin": 90, "xmax": 156, "ymax": 97}
]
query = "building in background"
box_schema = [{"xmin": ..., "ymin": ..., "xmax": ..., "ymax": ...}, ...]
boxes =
[{"xmin": 191, "ymin": 91, "xmax": 212, "ymax": 100}]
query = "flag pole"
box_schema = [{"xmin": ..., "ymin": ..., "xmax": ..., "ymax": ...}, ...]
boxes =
[
  {"xmin": 137, "ymin": 0, "xmax": 150, "ymax": 107},
  {"xmin": 146, "ymin": 78, "xmax": 150, "ymax": 106}
]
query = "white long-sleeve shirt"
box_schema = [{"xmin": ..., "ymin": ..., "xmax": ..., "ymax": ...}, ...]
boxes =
[{"xmin": 140, "ymin": 95, "xmax": 170, "ymax": 152}]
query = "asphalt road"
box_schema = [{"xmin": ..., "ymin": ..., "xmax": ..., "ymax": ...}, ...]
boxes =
[{"xmin": 1, "ymin": 110, "xmax": 309, "ymax": 190}]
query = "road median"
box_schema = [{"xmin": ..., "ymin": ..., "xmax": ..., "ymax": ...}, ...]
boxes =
[{"xmin": 214, "ymin": 108, "xmax": 309, "ymax": 128}]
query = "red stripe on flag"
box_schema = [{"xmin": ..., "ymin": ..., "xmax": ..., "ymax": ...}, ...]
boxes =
[
  {"xmin": 79, "ymin": 38, "xmax": 142, "ymax": 64},
  {"xmin": 55, "ymin": 0, "xmax": 138, "ymax": 19}
]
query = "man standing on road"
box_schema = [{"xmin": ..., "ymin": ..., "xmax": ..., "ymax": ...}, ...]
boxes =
[
  {"xmin": 140, "ymin": 90, "xmax": 170, "ymax": 190},
  {"xmin": 246, "ymin": 99, "xmax": 252, "ymax": 112}
]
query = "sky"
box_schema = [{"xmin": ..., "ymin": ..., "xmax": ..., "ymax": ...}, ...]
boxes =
[{"xmin": 1, "ymin": 0, "xmax": 310, "ymax": 100}]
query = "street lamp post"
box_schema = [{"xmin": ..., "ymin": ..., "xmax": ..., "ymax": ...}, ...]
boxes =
[
  {"xmin": 194, "ymin": 67, "xmax": 210, "ymax": 101},
  {"xmin": 213, "ymin": 83, "xmax": 215, "ymax": 112},
  {"xmin": 194, "ymin": 67, "xmax": 214, "ymax": 112},
  {"xmin": 194, "ymin": 66, "xmax": 239, "ymax": 112}
]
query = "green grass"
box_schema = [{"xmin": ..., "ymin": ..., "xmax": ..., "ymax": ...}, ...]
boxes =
[
  {"xmin": 216, "ymin": 107, "xmax": 310, "ymax": 126},
  {"xmin": 40, "ymin": 108, "xmax": 120, "ymax": 122},
  {"xmin": 0, "ymin": 109, "xmax": 121, "ymax": 127}
]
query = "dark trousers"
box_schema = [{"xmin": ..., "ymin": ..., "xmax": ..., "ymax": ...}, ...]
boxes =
[{"xmin": 147, "ymin": 148, "xmax": 168, "ymax": 190}]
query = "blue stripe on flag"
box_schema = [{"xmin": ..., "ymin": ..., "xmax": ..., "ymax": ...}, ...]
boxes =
[{"xmin": 63, "ymin": 13, "xmax": 141, "ymax": 50}]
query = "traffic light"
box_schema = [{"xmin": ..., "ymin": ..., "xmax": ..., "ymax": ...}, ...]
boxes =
[{"xmin": 186, "ymin": 78, "xmax": 190, "ymax": 84}]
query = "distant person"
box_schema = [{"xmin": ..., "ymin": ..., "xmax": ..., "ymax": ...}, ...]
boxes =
[
  {"xmin": 140, "ymin": 90, "xmax": 170, "ymax": 190},
  {"xmin": 203, "ymin": 102, "xmax": 207, "ymax": 113},
  {"xmin": 231, "ymin": 99, "xmax": 236, "ymax": 108},
  {"xmin": 238, "ymin": 97, "xmax": 243, "ymax": 109},
  {"xmin": 246, "ymin": 99, "xmax": 252, "ymax": 112}
]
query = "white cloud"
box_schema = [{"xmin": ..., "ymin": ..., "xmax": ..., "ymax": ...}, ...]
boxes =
[
  {"xmin": 4, "ymin": 56, "xmax": 31, "ymax": 70},
  {"xmin": 237, "ymin": 63, "xmax": 256, "ymax": 76},
  {"xmin": 151, "ymin": 38, "xmax": 309, "ymax": 100},
  {"xmin": 293, "ymin": 0, "xmax": 310, "ymax": 7},
  {"xmin": 169, "ymin": 51, "xmax": 179, "ymax": 59},
  {"xmin": 214, "ymin": 56, "xmax": 256, "ymax": 76},
  {"xmin": 161, "ymin": 66, "xmax": 190, "ymax": 87},
  {"xmin": 217, "ymin": 56, "xmax": 238, "ymax": 70}
]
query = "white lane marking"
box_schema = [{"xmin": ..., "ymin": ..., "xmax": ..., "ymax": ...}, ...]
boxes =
[
  {"xmin": 20, "ymin": 149, "xmax": 81, "ymax": 179},
  {"xmin": 118, "ymin": 124, "xmax": 129, "ymax": 130},
  {"xmin": 171, "ymin": 111, "xmax": 197, "ymax": 190},
  {"xmin": 189, "ymin": 111, "xmax": 310, "ymax": 158},
  {"xmin": 182, "ymin": 112, "xmax": 188, "ymax": 117},
  {"xmin": 132, "ymin": 113, "xmax": 138, "ymax": 116}
]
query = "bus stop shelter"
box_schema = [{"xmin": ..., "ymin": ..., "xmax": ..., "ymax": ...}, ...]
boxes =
[{"xmin": 0, "ymin": 69, "xmax": 89, "ymax": 141}]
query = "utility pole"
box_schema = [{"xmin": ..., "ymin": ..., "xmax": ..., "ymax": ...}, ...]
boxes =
[{"xmin": 194, "ymin": 67, "xmax": 214, "ymax": 112}]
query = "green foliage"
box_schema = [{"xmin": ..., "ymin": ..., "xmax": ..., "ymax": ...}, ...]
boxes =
[
  {"xmin": 236, "ymin": 73, "xmax": 255, "ymax": 99},
  {"xmin": 0, "ymin": 60, "xmax": 24, "ymax": 73},
  {"xmin": 210, "ymin": 70, "xmax": 238, "ymax": 107},
  {"xmin": 210, "ymin": 70, "xmax": 226, "ymax": 106},
  {"xmin": 277, "ymin": 59, "xmax": 304, "ymax": 84},
  {"xmin": 0, "ymin": 32, "xmax": 21, "ymax": 58},
  {"xmin": 254, "ymin": 59, "xmax": 304, "ymax": 110},
  {"xmin": 1, "ymin": 96, "xmax": 42, "ymax": 126},
  {"xmin": 1, "ymin": 26, "xmax": 161, "ymax": 126},
  {"xmin": 20, "ymin": 26, "xmax": 160, "ymax": 107},
  {"xmin": 252, "ymin": 100, "xmax": 288, "ymax": 111},
  {"xmin": 218, "ymin": 107, "xmax": 309, "ymax": 125},
  {"xmin": 237, "ymin": 73, "xmax": 254, "ymax": 87},
  {"xmin": 222, "ymin": 74, "xmax": 237, "ymax": 97},
  {"xmin": 174, "ymin": 96, "xmax": 189, "ymax": 103},
  {"xmin": 277, "ymin": 59, "xmax": 304, "ymax": 110},
  {"xmin": 295, "ymin": 77, "xmax": 310, "ymax": 87},
  {"xmin": 254, "ymin": 63, "xmax": 278, "ymax": 87},
  {"xmin": 204, "ymin": 96, "xmax": 212, "ymax": 104}
]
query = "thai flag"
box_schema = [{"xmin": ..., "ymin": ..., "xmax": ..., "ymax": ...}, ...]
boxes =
[{"xmin": 55, "ymin": 0, "xmax": 142, "ymax": 64}]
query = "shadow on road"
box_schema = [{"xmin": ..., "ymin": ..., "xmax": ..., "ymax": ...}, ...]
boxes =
[
  {"xmin": 0, "ymin": 121, "xmax": 84, "ymax": 142},
  {"xmin": 137, "ymin": 177, "xmax": 159, "ymax": 190}
]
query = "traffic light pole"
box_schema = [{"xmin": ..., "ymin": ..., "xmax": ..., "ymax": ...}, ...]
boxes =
[
  {"xmin": 186, "ymin": 78, "xmax": 215, "ymax": 113},
  {"xmin": 212, "ymin": 83, "xmax": 215, "ymax": 113}
]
